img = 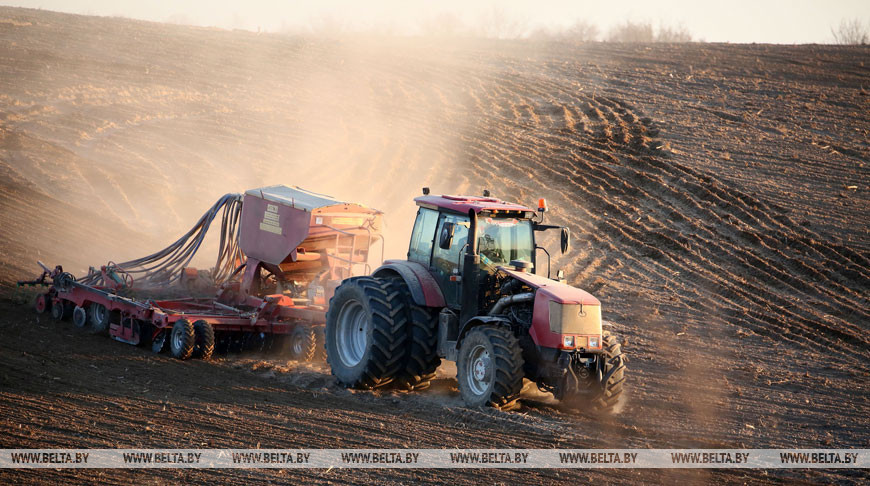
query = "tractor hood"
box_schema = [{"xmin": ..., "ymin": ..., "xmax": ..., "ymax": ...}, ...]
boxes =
[
  {"xmin": 500, "ymin": 267, "xmax": 603, "ymax": 351},
  {"xmin": 498, "ymin": 267, "xmax": 600, "ymax": 306}
]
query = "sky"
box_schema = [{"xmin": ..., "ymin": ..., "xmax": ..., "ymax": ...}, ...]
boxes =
[{"xmin": 2, "ymin": 0, "xmax": 869, "ymax": 43}]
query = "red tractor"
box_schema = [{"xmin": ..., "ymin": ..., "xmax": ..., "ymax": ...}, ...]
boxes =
[{"xmin": 325, "ymin": 189, "xmax": 626, "ymax": 412}]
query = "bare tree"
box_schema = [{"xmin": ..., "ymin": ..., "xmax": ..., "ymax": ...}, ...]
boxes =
[
  {"xmin": 530, "ymin": 19, "xmax": 600, "ymax": 42},
  {"xmin": 831, "ymin": 18, "xmax": 869, "ymax": 45},
  {"xmin": 607, "ymin": 21, "xmax": 654, "ymax": 43},
  {"xmin": 607, "ymin": 20, "xmax": 694, "ymax": 43},
  {"xmin": 656, "ymin": 24, "xmax": 692, "ymax": 43},
  {"xmin": 563, "ymin": 20, "xmax": 600, "ymax": 41}
]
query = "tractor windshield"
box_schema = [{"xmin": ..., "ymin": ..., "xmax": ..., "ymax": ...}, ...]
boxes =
[{"xmin": 477, "ymin": 217, "xmax": 534, "ymax": 268}]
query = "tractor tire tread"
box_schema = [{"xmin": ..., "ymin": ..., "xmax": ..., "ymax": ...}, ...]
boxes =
[
  {"xmin": 88, "ymin": 303, "xmax": 111, "ymax": 335},
  {"xmin": 458, "ymin": 325, "xmax": 524, "ymax": 410},
  {"xmin": 171, "ymin": 319, "xmax": 196, "ymax": 360},
  {"xmin": 592, "ymin": 331, "xmax": 626, "ymax": 412},
  {"xmin": 326, "ymin": 277, "xmax": 408, "ymax": 389},
  {"xmin": 192, "ymin": 320, "xmax": 215, "ymax": 360},
  {"xmin": 288, "ymin": 326, "xmax": 317, "ymax": 362},
  {"xmin": 393, "ymin": 288, "xmax": 441, "ymax": 391}
]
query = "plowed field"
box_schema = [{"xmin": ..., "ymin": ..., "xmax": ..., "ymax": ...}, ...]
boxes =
[{"xmin": 1, "ymin": 7, "xmax": 868, "ymax": 485}]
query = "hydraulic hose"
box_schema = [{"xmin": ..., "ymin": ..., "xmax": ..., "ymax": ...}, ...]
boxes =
[{"xmin": 78, "ymin": 193, "xmax": 244, "ymax": 289}]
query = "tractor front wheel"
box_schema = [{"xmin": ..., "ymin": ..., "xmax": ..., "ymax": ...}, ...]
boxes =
[
  {"xmin": 590, "ymin": 331, "xmax": 626, "ymax": 413},
  {"xmin": 456, "ymin": 325, "xmax": 524, "ymax": 410},
  {"xmin": 325, "ymin": 277, "xmax": 408, "ymax": 389}
]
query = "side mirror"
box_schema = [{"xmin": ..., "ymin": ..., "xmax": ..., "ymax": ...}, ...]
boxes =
[
  {"xmin": 560, "ymin": 227, "xmax": 571, "ymax": 254},
  {"xmin": 439, "ymin": 222, "xmax": 455, "ymax": 250}
]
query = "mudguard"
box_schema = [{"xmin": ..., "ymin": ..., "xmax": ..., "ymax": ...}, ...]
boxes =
[
  {"xmin": 372, "ymin": 260, "xmax": 446, "ymax": 308},
  {"xmin": 456, "ymin": 315, "xmax": 512, "ymax": 347}
]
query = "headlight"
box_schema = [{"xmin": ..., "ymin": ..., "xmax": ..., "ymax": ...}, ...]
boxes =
[
  {"xmin": 588, "ymin": 336, "xmax": 600, "ymax": 348},
  {"xmin": 563, "ymin": 336, "xmax": 574, "ymax": 348}
]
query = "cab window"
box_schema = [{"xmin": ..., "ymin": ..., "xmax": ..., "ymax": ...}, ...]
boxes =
[
  {"xmin": 477, "ymin": 217, "xmax": 534, "ymax": 267},
  {"xmin": 408, "ymin": 208, "xmax": 438, "ymax": 265},
  {"xmin": 432, "ymin": 213, "xmax": 469, "ymax": 277}
]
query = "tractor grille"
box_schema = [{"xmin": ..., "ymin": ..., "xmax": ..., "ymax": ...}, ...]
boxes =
[{"xmin": 548, "ymin": 301, "xmax": 602, "ymax": 335}]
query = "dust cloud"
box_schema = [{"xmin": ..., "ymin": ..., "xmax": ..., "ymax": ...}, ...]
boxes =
[{"xmin": 0, "ymin": 11, "xmax": 489, "ymax": 280}]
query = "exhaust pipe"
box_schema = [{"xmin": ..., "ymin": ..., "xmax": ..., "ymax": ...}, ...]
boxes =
[{"xmin": 489, "ymin": 292, "xmax": 535, "ymax": 316}]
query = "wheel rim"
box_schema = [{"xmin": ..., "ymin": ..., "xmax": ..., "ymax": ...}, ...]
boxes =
[
  {"xmin": 172, "ymin": 327, "xmax": 183, "ymax": 351},
  {"xmin": 35, "ymin": 295, "xmax": 47, "ymax": 313},
  {"xmin": 73, "ymin": 307, "xmax": 87, "ymax": 327},
  {"xmin": 336, "ymin": 300, "xmax": 368, "ymax": 367},
  {"xmin": 466, "ymin": 344, "xmax": 492, "ymax": 397},
  {"xmin": 93, "ymin": 305, "xmax": 105, "ymax": 323}
]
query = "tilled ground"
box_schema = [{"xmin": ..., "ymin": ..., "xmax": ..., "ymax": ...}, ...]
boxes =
[
  {"xmin": 0, "ymin": 7, "xmax": 868, "ymax": 485},
  {"xmin": 1, "ymin": 299, "xmax": 864, "ymax": 485}
]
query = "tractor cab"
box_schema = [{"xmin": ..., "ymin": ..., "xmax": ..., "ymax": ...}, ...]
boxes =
[{"xmin": 409, "ymin": 193, "xmax": 561, "ymax": 309}]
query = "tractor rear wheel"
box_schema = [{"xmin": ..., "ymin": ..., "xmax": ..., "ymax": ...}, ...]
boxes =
[
  {"xmin": 72, "ymin": 305, "xmax": 88, "ymax": 328},
  {"xmin": 170, "ymin": 319, "xmax": 196, "ymax": 360},
  {"xmin": 590, "ymin": 331, "xmax": 626, "ymax": 413},
  {"xmin": 89, "ymin": 303, "xmax": 111, "ymax": 335},
  {"xmin": 325, "ymin": 277, "xmax": 408, "ymax": 389},
  {"xmin": 457, "ymin": 325, "xmax": 524, "ymax": 410},
  {"xmin": 192, "ymin": 320, "xmax": 215, "ymax": 360},
  {"xmin": 393, "ymin": 290, "xmax": 441, "ymax": 391}
]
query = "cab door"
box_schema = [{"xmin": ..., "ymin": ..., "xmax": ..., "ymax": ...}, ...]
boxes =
[{"xmin": 431, "ymin": 213, "xmax": 469, "ymax": 308}]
